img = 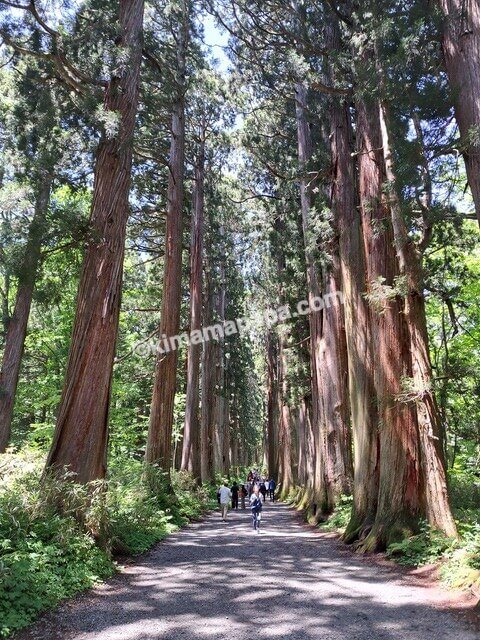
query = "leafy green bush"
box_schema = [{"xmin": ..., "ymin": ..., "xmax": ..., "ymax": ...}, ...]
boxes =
[
  {"xmin": 0, "ymin": 459, "xmax": 113, "ymax": 637},
  {"xmin": 386, "ymin": 521, "xmax": 458, "ymax": 566},
  {"xmin": 318, "ymin": 494, "xmax": 353, "ymax": 532}
]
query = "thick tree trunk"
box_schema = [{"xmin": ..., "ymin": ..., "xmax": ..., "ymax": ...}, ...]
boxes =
[
  {"xmin": 320, "ymin": 16, "xmax": 355, "ymax": 507},
  {"xmin": 181, "ymin": 135, "xmax": 205, "ymax": 479},
  {"xmin": 295, "ymin": 398, "xmax": 309, "ymax": 488},
  {"xmin": 331, "ymin": 99, "xmax": 379, "ymax": 542},
  {"xmin": 322, "ymin": 10, "xmax": 379, "ymax": 540},
  {"xmin": 378, "ymin": 97, "xmax": 457, "ymax": 537},
  {"xmin": 295, "ymin": 82, "xmax": 327, "ymax": 514},
  {"xmin": 145, "ymin": 12, "xmax": 188, "ymax": 473},
  {"xmin": 320, "ymin": 256, "xmax": 353, "ymax": 502},
  {"xmin": 0, "ymin": 176, "xmax": 52, "ymax": 452},
  {"xmin": 438, "ymin": 0, "xmax": 480, "ymax": 224},
  {"xmin": 355, "ymin": 97, "xmax": 423, "ymax": 551},
  {"xmin": 45, "ymin": 0, "xmax": 144, "ymax": 482}
]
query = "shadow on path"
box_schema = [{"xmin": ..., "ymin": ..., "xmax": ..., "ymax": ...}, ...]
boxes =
[{"xmin": 14, "ymin": 502, "xmax": 479, "ymax": 640}]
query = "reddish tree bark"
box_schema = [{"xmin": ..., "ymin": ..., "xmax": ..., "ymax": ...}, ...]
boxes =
[
  {"xmin": 438, "ymin": 0, "xmax": 480, "ymax": 224},
  {"xmin": 277, "ymin": 334, "xmax": 294, "ymax": 495},
  {"xmin": 378, "ymin": 95, "xmax": 457, "ymax": 537},
  {"xmin": 46, "ymin": 0, "xmax": 144, "ymax": 482},
  {"xmin": 320, "ymin": 15, "xmax": 354, "ymax": 506},
  {"xmin": 0, "ymin": 176, "xmax": 52, "ymax": 451},
  {"xmin": 200, "ymin": 268, "xmax": 215, "ymax": 483},
  {"xmin": 145, "ymin": 11, "xmax": 188, "ymax": 473},
  {"xmin": 295, "ymin": 82, "xmax": 327, "ymax": 514},
  {"xmin": 322, "ymin": 10, "xmax": 379, "ymax": 541},
  {"xmin": 355, "ymin": 96, "xmax": 423, "ymax": 551},
  {"xmin": 331, "ymin": 99, "xmax": 379, "ymax": 542},
  {"xmin": 181, "ymin": 134, "xmax": 205, "ymax": 479},
  {"xmin": 212, "ymin": 242, "xmax": 227, "ymax": 475},
  {"xmin": 266, "ymin": 330, "xmax": 279, "ymax": 480}
]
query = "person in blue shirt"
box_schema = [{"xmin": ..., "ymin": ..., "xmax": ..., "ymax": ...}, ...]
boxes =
[{"xmin": 268, "ymin": 478, "xmax": 276, "ymax": 502}]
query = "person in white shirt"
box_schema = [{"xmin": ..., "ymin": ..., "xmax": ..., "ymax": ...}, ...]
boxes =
[{"xmin": 218, "ymin": 482, "xmax": 232, "ymax": 521}]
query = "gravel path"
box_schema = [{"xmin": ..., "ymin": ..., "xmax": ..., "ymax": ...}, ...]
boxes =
[{"xmin": 16, "ymin": 502, "xmax": 479, "ymax": 640}]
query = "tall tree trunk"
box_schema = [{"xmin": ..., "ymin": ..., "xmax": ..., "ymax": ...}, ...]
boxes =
[
  {"xmin": 295, "ymin": 399, "xmax": 308, "ymax": 488},
  {"xmin": 320, "ymin": 251, "xmax": 353, "ymax": 501},
  {"xmin": 331, "ymin": 98, "xmax": 379, "ymax": 542},
  {"xmin": 355, "ymin": 96, "xmax": 423, "ymax": 551},
  {"xmin": 277, "ymin": 332, "xmax": 294, "ymax": 495},
  {"xmin": 213, "ymin": 246, "xmax": 226, "ymax": 474},
  {"xmin": 0, "ymin": 176, "xmax": 52, "ymax": 452},
  {"xmin": 438, "ymin": 0, "xmax": 480, "ymax": 224},
  {"xmin": 266, "ymin": 330, "xmax": 278, "ymax": 480},
  {"xmin": 323, "ymin": 9, "xmax": 379, "ymax": 541},
  {"xmin": 181, "ymin": 133, "xmax": 205, "ymax": 479},
  {"xmin": 200, "ymin": 268, "xmax": 215, "ymax": 483},
  {"xmin": 295, "ymin": 82, "xmax": 327, "ymax": 514},
  {"xmin": 222, "ymin": 375, "xmax": 230, "ymax": 475},
  {"xmin": 378, "ymin": 95, "xmax": 457, "ymax": 537},
  {"xmin": 145, "ymin": 10, "xmax": 188, "ymax": 474},
  {"xmin": 322, "ymin": 17, "xmax": 355, "ymax": 508},
  {"xmin": 46, "ymin": 0, "xmax": 144, "ymax": 482}
]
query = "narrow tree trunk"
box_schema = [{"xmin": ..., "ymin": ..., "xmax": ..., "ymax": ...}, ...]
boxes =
[
  {"xmin": 0, "ymin": 176, "xmax": 52, "ymax": 451},
  {"xmin": 277, "ymin": 332, "xmax": 294, "ymax": 495},
  {"xmin": 378, "ymin": 96, "xmax": 457, "ymax": 537},
  {"xmin": 200, "ymin": 268, "xmax": 215, "ymax": 483},
  {"xmin": 146, "ymin": 11, "xmax": 188, "ymax": 474},
  {"xmin": 222, "ymin": 379, "xmax": 230, "ymax": 474},
  {"xmin": 46, "ymin": 0, "xmax": 144, "ymax": 482},
  {"xmin": 266, "ymin": 330, "xmax": 278, "ymax": 479},
  {"xmin": 213, "ymin": 247, "xmax": 226, "ymax": 474},
  {"xmin": 181, "ymin": 134, "xmax": 205, "ymax": 478},
  {"xmin": 438, "ymin": 0, "xmax": 480, "ymax": 224}
]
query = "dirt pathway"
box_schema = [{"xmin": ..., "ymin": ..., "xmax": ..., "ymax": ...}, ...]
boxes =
[{"xmin": 16, "ymin": 502, "xmax": 479, "ymax": 640}]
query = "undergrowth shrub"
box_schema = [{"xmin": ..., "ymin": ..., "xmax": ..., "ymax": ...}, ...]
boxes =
[
  {"xmin": 0, "ymin": 458, "xmax": 113, "ymax": 637},
  {"xmin": 386, "ymin": 521, "xmax": 458, "ymax": 566},
  {"xmin": 318, "ymin": 494, "xmax": 353, "ymax": 532}
]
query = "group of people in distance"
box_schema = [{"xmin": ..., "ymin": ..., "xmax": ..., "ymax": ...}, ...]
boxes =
[{"xmin": 217, "ymin": 470, "xmax": 276, "ymax": 533}]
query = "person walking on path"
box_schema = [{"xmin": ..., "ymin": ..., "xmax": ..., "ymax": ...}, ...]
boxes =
[
  {"xmin": 231, "ymin": 482, "xmax": 239, "ymax": 510},
  {"xmin": 269, "ymin": 478, "xmax": 276, "ymax": 502},
  {"xmin": 249, "ymin": 485, "xmax": 263, "ymax": 533},
  {"xmin": 239, "ymin": 484, "xmax": 247, "ymax": 509},
  {"xmin": 218, "ymin": 482, "xmax": 232, "ymax": 522},
  {"xmin": 259, "ymin": 481, "xmax": 267, "ymax": 503}
]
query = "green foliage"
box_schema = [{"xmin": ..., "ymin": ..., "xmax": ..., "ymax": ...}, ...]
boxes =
[
  {"xmin": 319, "ymin": 495, "xmax": 354, "ymax": 532},
  {"xmin": 386, "ymin": 522, "xmax": 457, "ymax": 566},
  {"xmin": 0, "ymin": 455, "xmax": 112, "ymax": 637}
]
